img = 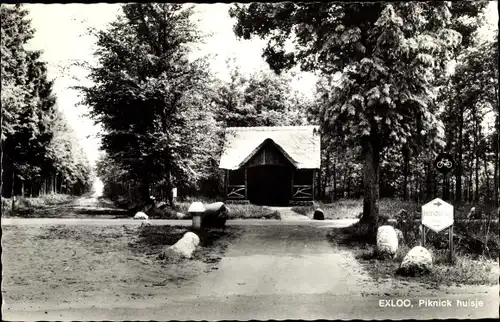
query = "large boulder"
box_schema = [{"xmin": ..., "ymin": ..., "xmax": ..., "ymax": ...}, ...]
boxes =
[
  {"xmin": 376, "ymin": 225, "xmax": 399, "ymax": 259},
  {"xmin": 134, "ymin": 211, "xmax": 149, "ymax": 220},
  {"xmin": 399, "ymin": 246, "xmax": 433, "ymax": 276},
  {"xmin": 167, "ymin": 232, "xmax": 200, "ymax": 259},
  {"xmin": 313, "ymin": 208, "xmax": 324, "ymax": 220},
  {"xmin": 201, "ymin": 202, "xmax": 229, "ymax": 227}
]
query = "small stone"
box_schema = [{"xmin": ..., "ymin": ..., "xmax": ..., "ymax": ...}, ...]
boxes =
[
  {"xmin": 313, "ymin": 208, "xmax": 324, "ymax": 220},
  {"xmin": 134, "ymin": 212, "xmax": 148, "ymax": 220}
]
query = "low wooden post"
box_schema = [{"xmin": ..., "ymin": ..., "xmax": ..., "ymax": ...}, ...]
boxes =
[
  {"xmin": 312, "ymin": 170, "xmax": 315, "ymax": 201},
  {"xmin": 449, "ymin": 224, "xmax": 454, "ymax": 262},
  {"xmin": 317, "ymin": 169, "xmax": 321, "ymax": 200},
  {"xmin": 421, "ymin": 224, "xmax": 426, "ymax": 247},
  {"xmin": 188, "ymin": 202, "xmax": 205, "ymax": 230}
]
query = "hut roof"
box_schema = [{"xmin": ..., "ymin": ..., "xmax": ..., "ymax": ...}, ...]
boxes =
[{"xmin": 219, "ymin": 125, "xmax": 321, "ymax": 170}]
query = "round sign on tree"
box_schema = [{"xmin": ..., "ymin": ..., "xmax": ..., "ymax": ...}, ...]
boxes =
[
  {"xmin": 434, "ymin": 153, "xmax": 455, "ymax": 174},
  {"xmin": 421, "ymin": 198, "xmax": 454, "ymax": 233}
]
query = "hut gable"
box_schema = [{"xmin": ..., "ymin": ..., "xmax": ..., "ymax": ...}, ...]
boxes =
[
  {"xmin": 242, "ymin": 139, "xmax": 296, "ymax": 168},
  {"xmin": 219, "ymin": 125, "xmax": 320, "ymax": 170}
]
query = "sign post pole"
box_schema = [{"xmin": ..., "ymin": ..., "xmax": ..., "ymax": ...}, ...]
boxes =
[
  {"xmin": 449, "ymin": 224, "xmax": 454, "ymax": 262},
  {"xmin": 421, "ymin": 225, "xmax": 426, "ymax": 247},
  {"xmin": 435, "ymin": 153, "xmax": 454, "ymax": 201},
  {"xmin": 442, "ymin": 172, "xmax": 446, "ymax": 200},
  {"xmin": 421, "ymin": 198, "xmax": 454, "ymax": 263}
]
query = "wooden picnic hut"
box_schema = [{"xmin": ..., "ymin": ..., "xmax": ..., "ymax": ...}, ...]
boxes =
[{"xmin": 219, "ymin": 126, "xmax": 321, "ymax": 206}]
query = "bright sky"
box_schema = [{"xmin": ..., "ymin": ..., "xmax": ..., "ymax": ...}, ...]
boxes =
[{"xmin": 23, "ymin": 2, "xmax": 498, "ymax": 167}]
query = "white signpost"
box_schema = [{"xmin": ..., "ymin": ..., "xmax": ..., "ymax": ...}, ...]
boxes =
[{"xmin": 421, "ymin": 198, "xmax": 455, "ymax": 261}]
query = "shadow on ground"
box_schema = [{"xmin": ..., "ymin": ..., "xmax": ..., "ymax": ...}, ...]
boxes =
[{"xmin": 128, "ymin": 225, "xmax": 243, "ymax": 265}]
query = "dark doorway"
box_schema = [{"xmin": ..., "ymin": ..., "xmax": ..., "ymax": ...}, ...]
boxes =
[{"xmin": 247, "ymin": 165, "xmax": 292, "ymax": 206}]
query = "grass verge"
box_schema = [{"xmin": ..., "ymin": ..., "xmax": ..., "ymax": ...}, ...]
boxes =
[
  {"xmin": 149, "ymin": 202, "xmax": 280, "ymax": 220},
  {"xmin": 291, "ymin": 198, "xmax": 499, "ymax": 220},
  {"xmin": 1, "ymin": 194, "xmax": 77, "ymax": 217},
  {"xmin": 329, "ymin": 221, "xmax": 499, "ymax": 286},
  {"xmin": 130, "ymin": 224, "xmax": 241, "ymax": 265},
  {"xmin": 291, "ymin": 199, "xmax": 362, "ymax": 219}
]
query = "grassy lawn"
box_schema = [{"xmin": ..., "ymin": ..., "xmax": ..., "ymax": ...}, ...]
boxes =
[
  {"xmin": 292, "ymin": 198, "xmax": 499, "ymax": 220},
  {"xmin": 347, "ymin": 243, "xmax": 499, "ymax": 287},
  {"xmin": 1, "ymin": 194, "xmax": 77, "ymax": 217},
  {"xmin": 150, "ymin": 200, "xmax": 281, "ymax": 220},
  {"xmin": 291, "ymin": 199, "xmax": 363, "ymax": 219},
  {"xmin": 1, "ymin": 224, "xmax": 241, "ymax": 305}
]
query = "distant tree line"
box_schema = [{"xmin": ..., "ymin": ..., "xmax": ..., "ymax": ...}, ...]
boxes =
[{"xmin": 1, "ymin": 4, "xmax": 92, "ymax": 198}]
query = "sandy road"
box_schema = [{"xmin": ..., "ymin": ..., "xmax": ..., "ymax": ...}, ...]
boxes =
[
  {"xmin": 0, "ymin": 217, "xmax": 359, "ymax": 227},
  {"xmin": 2, "ymin": 221, "xmax": 498, "ymax": 320}
]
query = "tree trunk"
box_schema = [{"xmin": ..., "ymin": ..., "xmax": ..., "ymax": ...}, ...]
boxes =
[
  {"xmin": 333, "ymin": 160, "xmax": 337, "ymax": 202},
  {"xmin": 494, "ymin": 77, "xmax": 499, "ymax": 207},
  {"xmin": 484, "ymin": 157, "xmax": 490, "ymax": 203},
  {"xmin": 141, "ymin": 177, "xmax": 150, "ymax": 204},
  {"xmin": 403, "ymin": 145, "xmax": 410, "ymax": 201},
  {"xmin": 342, "ymin": 167, "xmax": 347, "ymax": 199},
  {"xmin": 495, "ymin": 114, "xmax": 499, "ymax": 207},
  {"xmin": 0, "ymin": 140, "xmax": 3, "ymax": 197},
  {"xmin": 324, "ymin": 149, "xmax": 331, "ymax": 201},
  {"xmin": 455, "ymin": 106, "xmax": 464, "ymax": 203},
  {"xmin": 474, "ymin": 120, "xmax": 480, "ymax": 202},
  {"xmin": 166, "ymin": 170, "xmax": 174, "ymax": 207},
  {"xmin": 11, "ymin": 149, "xmax": 15, "ymax": 198},
  {"xmin": 410, "ymin": 174, "xmax": 414, "ymax": 200},
  {"xmin": 347, "ymin": 168, "xmax": 352, "ymax": 199},
  {"xmin": 432, "ymin": 175, "xmax": 436, "ymax": 199},
  {"xmin": 425, "ymin": 162, "xmax": 432, "ymax": 201},
  {"xmin": 468, "ymin": 161, "xmax": 473, "ymax": 202},
  {"xmin": 361, "ymin": 135, "xmax": 380, "ymax": 232}
]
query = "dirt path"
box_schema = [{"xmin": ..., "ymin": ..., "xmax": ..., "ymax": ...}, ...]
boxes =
[
  {"xmin": 2, "ymin": 224, "xmax": 498, "ymax": 320},
  {"xmin": 67, "ymin": 178, "xmax": 119, "ymax": 210},
  {"xmin": 185, "ymin": 225, "xmax": 371, "ymax": 297},
  {"xmin": 1, "ymin": 218, "xmax": 359, "ymax": 226}
]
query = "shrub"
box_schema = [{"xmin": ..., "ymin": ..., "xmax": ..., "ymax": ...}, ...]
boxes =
[
  {"xmin": 1, "ymin": 198, "xmax": 13, "ymax": 217},
  {"xmin": 227, "ymin": 204, "xmax": 280, "ymax": 220},
  {"xmin": 341, "ymin": 221, "xmax": 376, "ymax": 244},
  {"xmin": 377, "ymin": 213, "xmax": 391, "ymax": 225},
  {"xmin": 394, "ymin": 209, "xmax": 421, "ymax": 246},
  {"xmin": 290, "ymin": 205, "xmax": 314, "ymax": 216},
  {"xmin": 147, "ymin": 202, "xmax": 280, "ymax": 220}
]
